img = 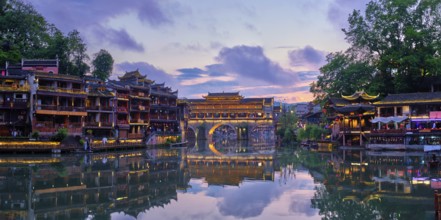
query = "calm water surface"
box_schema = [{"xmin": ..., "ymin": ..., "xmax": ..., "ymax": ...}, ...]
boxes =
[{"xmin": 1, "ymin": 141, "xmax": 440, "ymax": 220}]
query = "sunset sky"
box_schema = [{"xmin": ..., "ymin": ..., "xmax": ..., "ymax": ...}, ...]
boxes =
[{"xmin": 27, "ymin": 0, "xmax": 369, "ymax": 103}]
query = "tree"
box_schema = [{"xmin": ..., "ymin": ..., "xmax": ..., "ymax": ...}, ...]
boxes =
[
  {"xmin": 311, "ymin": 52, "xmax": 376, "ymax": 102},
  {"xmin": 312, "ymin": 0, "xmax": 441, "ymax": 102},
  {"xmin": 66, "ymin": 30, "xmax": 90, "ymax": 76},
  {"xmin": 92, "ymin": 49, "xmax": 114, "ymax": 81},
  {"xmin": 0, "ymin": 0, "xmax": 51, "ymax": 64}
]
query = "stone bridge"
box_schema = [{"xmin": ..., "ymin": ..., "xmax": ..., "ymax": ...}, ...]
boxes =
[{"xmin": 187, "ymin": 120, "xmax": 275, "ymax": 141}]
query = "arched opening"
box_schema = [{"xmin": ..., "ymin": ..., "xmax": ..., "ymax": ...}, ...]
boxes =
[{"xmin": 209, "ymin": 124, "xmax": 237, "ymax": 140}]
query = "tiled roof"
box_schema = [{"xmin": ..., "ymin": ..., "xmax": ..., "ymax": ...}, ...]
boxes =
[
  {"xmin": 374, "ymin": 92, "xmax": 441, "ymax": 105},
  {"xmin": 22, "ymin": 59, "xmax": 57, "ymax": 67},
  {"xmin": 207, "ymin": 92, "xmax": 240, "ymax": 97},
  {"xmin": 328, "ymin": 97, "xmax": 351, "ymax": 107},
  {"xmin": 35, "ymin": 72, "xmax": 82, "ymax": 82}
]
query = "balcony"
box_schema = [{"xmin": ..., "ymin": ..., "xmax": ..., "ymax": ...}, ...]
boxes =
[
  {"xmin": 0, "ymin": 84, "xmax": 30, "ymax": 92},
  {"xmin": 128, "ymin": 133, "xmax": 144, "ymax": 139},
  {"xmin": 0, "ymin": 100, "xmax": 28, "ymax": 109},
  {"xmin": 38, "ymin": 86, "xmax": 86, "ymax": 94},
  {"xmin": 130, "ymin": 119, "xmax": 145, "ymax": 123},
  {"xmin": 101, "ymin": 122, "xmax": 113, "ymax": 127},
  {"xmin": 36, "ymin": 105, "xmax": 87, "ymax": 116},
  {"xmin": 117, "ymin": 120, "xmax": 129, "ymax": 125},
  {"xmin": 85, "ymin": 122, "xmax": 99, "ymax": 127},
  {"xmin": 117, "ymin": 93, "xmax": 129, "ymax": 99},
  {"xmin": 117, "ymin": 107, "xmax": 128, "ymax": 113}
]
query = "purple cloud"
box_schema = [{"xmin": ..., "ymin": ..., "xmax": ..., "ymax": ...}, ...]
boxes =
[
  {"xmin": 27, "ymin": 0, "xmax": 175, "ymax": 32},
  {"xmin": 327, "ymin": 0, "xmax": 369, "ymax": 30},
  {"xmin": 288, "ymin": 46, "xmax": 327, "ymax": 68},
  {"xmin": 137, "ymin": 0, "xmax": 172, "ymax": 27},
  {"xmin": 216, "ymin": 45, "xmax": 297, "ymax": 85},
  {"xmin": 115, "ymin": 61, "xmax": 177, "ymax": 88},
  {"xmin": 93, "ymin": 27, "xmax": 144, "ymax": 52}
]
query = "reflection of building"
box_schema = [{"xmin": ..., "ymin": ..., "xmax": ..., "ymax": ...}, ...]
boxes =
[
  {"xmin": 187, "ymin": 92, "xmax": 274, "ymax": 141},
  {"xmin": 187, "ymin": 140, "xmax": 275, "ymax": 185},
  {"xmin": 0, "ymin": 150, "xmax": 186, "ymax": 219}
]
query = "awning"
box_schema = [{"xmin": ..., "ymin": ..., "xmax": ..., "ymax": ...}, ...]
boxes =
[{"xmin": 371, "ymin": 116, "xmax": 408, "ymax": 124}]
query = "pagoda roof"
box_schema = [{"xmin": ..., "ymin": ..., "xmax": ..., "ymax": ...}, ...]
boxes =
[
  {"xmin": 206, "ymin": 92, "xmax": 241, "ymax": 97},
  {"xmin": 328, "ymin": 97, "xmax": 351, "ymax": 107},
  {"xmin": 118, "ymin": 69, "xmax": 154, "ymax": 84},
  {"xmin": 374, "ymin": 92, "xmax": 441, "ymax": 105},
  {"xmin": 341, "ymin": 90, "xmax": 380, "ymax": 101},
  {"xmin": 87, "ymin": 84, "xmax": 114, "ymax": 97},
  {"xmin": 333, "ymin": 104, "xmax": 375, "ymax": 113}
]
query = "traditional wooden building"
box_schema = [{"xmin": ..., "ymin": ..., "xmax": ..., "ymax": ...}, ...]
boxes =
[
  {"xmin": 0, "ymin": 68, "xmax": 31, "ymax": 137},
  {"xmin": 31, "ymin": 71, "xmax": 87, "ymax": 137},
  {"xmin": 325, "ymin": 91, "xmax": 379, "ymax": 146},
  {"xmin": 368, "ymin": 92, "xmax": 441, "ymax": 150},
  {"xmin": 84, "ymin": 77, "xmax": 116, "ymax": 138},
  {"xmin": 118, "ymin": 70, "xmax": 151, "ymax": 139},
  {"xmin": 149, "ymin": 83, "xmax": 179, "ymax": 137}
]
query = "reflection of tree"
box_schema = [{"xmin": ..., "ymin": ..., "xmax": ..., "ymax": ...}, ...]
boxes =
[{"xmin": 311, "ymin": 186, "xmax": 381, "ymax": 220}]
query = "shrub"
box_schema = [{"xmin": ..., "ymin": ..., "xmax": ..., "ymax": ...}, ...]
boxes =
[
  {"xmin": 31, "ymin": 131, "xmax": 40, "ymax": 140},
  {"xmin": 52, "ymin": 128, "xmax": 68, "ymax": 142}
]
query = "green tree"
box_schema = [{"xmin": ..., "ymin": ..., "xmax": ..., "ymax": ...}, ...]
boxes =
[
  {"xmin": 92, "ymin": 49, "xmax": 114, "ymax": 81},
  {"xmin": 66, "ymin": 30, "xmax": 89, "ymax": 76},
  {"xmin": 312, "ymin": 0, "xmax": 441, "ymax": 102},
  {"xmin": 0, "ymin": 0, "xmax": 50, "ymax": 64},
  {"xmin": 311, "ymin": 52, "xmax": 376, "ymax": 102}
]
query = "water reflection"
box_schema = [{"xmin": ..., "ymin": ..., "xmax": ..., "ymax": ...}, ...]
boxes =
[{"xmin": 2, "ymin": 142, "xmax": 441, "ymax": 219}]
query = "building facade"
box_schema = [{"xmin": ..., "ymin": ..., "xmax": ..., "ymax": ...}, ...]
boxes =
[{"xmin": 186, "ymin": 92, "xmax": 275, "ymax": 141}]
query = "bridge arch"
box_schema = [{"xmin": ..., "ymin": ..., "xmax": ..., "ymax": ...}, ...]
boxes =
[
  {"xmin": 186, "ymin": 126, "xmax": 197, "ymax": 139},
  {"xmin": 208, "ymin": 123, "xmax": 236, "ymax": 139}
]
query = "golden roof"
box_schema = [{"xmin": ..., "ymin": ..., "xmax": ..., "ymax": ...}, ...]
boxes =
[{"xmin": 341, "ymin": 90, "xmax": 379, "ymax": 101}]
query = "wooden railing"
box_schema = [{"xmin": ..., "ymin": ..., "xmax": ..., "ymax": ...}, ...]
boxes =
[
  {"xmin": 38, "ymin": 86, "xmax": 86, "ymax": 94},
  {"xmin": 37, "ymin": 105, "xmax": 86, "ymax": 112},
  {"xmin": 128, "ymin": 133, "xmax": 144, "ymax": 139}
]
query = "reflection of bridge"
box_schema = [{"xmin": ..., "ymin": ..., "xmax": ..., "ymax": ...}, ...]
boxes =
[
  {"xmin": 186, "ymin": 140, "xmax": 275, "ymax": 185},
  {"xmin": 186, "ymin": 92, "xmax": 275, "ymax": 141}
]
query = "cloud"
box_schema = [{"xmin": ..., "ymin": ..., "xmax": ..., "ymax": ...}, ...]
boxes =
[
  {"xmin": 93, "ymin": 27, "xmax": 145, "ymax": 52},
  {"xmin": 27, "ymin": 0, "xmax": 176, "ymax": 33},
  {"xmin": 137, "ymin": 0, "xmax": 172, "ymax": 27},
  {"xmin": 115, "ymin": 61, "xmax": 177, "ymax": 88},
  {"xmin": 288, "ymin": 46, "xmax": 327, "ymax": 70},
  {"xmin": 327, "ymin": 0, "xmax": 369, "ymax": 30},
  {"xmin": 216, "ymin": 45, "xmax": 298, "ymax": 85},
  {"xmin": 217, "ymin": 183, "xmax": 280, "ymax": 218}
]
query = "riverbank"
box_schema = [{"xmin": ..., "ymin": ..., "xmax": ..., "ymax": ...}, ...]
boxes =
[{"xmin": 0, "ymin": 138, "xmax": 187, "ymax": 154}]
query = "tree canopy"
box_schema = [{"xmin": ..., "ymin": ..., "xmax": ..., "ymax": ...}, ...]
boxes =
[
  {"xmin": 92, "ymin": 49, "xmax": 114, "ymax": 81},
  {"xmin": 0, "ymin": 0, "xmax": 93, "ymax": 77},
  {"xmin": 312, "ymin": 0, "xmax": 441, "ymax": 103}
]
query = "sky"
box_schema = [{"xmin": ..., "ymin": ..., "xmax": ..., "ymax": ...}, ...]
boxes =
[{"xmin": 27, "ymin": 0, "xmax": 369, "ymax": 103}]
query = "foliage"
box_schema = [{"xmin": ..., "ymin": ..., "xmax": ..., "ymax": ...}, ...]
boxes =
[
  {"xmin": 51, "ymin": 128, "xmax": 68, "ymax": 142},
  {"xmin": 297, "ymin": 124, "xmax": 327, "ymax": 141},
  {"xmin": 312, "ymin": 0, "xmax": 441, "ymax": 103},
  {"xmin": 277, "ymin": 112, "xmax": 298, "ymax": 144},
  {"xmin": 66, "ymin": 30, "xmax": 90, "ymax": 76},
  {"xmin": 0, "ymin": 0, "xmax": 91, "ymax": 76},
  {"xmin": 92, "ymin": 49, "xmax": 114, "ymax": 81},
  {"xmin": 31, "ymin": 131, "xmax": 39, "ymax": 140}
]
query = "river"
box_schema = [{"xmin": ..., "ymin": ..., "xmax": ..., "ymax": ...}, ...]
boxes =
[{"xmin": 0, "ymin": 140, "xmax": 439, "ymax": 219}]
